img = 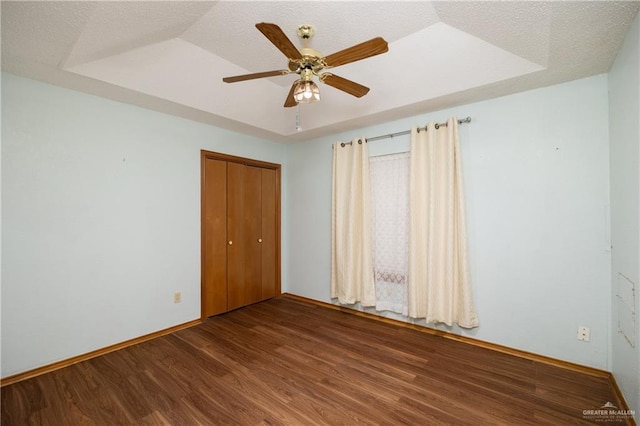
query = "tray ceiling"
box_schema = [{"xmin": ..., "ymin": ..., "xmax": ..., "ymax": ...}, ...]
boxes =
[{"xmin": 2, "ymin": 1, "xmax": 638, "ymax": 143}]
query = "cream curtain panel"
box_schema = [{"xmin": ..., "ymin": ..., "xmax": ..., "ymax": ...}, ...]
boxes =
[
  {"xmin": 408, "ymin": 117, "xmax": 479, "ymax": 328},
  {"xmin": 331, "ymin": 138, "xmax": 376, "ymax": 306}
]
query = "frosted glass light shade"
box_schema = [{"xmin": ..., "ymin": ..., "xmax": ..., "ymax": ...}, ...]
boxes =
[{"xmin": 293, "ymin": 80, "xmax": 320, "ymax": 103}]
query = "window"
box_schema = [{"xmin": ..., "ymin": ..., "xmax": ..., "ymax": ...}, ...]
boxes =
[{"xmin": 370, "ymin": 152, "xmax": 409, "ymax": 315}]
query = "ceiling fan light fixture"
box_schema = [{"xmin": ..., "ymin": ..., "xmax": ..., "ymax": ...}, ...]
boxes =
[
  {"xmin": 223, "ymin": 23, "xmax": 388, "ymax": 108},
  {"xmin": 293, "ymin": 79, "xmax": 320, "ymax": 104}
]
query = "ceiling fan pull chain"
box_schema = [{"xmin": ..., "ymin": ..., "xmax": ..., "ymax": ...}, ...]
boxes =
[{"xmin": 296, "ymin": 104, "xmax": 302, "ymax": 132}]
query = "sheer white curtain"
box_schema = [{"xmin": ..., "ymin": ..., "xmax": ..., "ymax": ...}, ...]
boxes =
[
  {"xmin": 408, "ymin": 118, "xmax": 479, "ymax": 328},
  {"xmin": 370, "ymin": 153, "xmax": 409, "ymax": 315},
  {"xmin": 331, "ymin": 138, "xmax": 376, "ymax": 306}
]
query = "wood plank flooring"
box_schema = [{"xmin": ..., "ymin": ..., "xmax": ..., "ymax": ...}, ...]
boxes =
[{"xmin": 1, "ymin": 297, "xmax": 630, "ymax": 425}]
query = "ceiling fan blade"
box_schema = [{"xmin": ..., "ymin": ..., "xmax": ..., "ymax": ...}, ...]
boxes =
[
  {"xmin": 323, "ymin": 37, "xmax": 388, "ymax": 68},
  {"xmin": 256, "ymin": 22, "xmax": 303, "ymax": 60},
  {"xmin": 320, "ymin": 73, "xmax": 370, "ymax": 98},
  {"xmin": 284, "ymin": 83, "xmax": 297, "ymax": 108},
  {"xmin": 223, "ymin": 70, "xmax": 289, "ymax": 83}
]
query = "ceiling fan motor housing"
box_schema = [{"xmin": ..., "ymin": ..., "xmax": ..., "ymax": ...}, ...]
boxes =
[{"xmin": 290, "ymin": 49, "xmax": 326, "ymax": 74}]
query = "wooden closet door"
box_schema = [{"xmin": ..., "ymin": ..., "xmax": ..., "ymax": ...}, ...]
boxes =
[
  {"xmin": 201, "ymin": 150, "xmax": 280, "ymax": 319},
  {"xmin": 244, "ymin": 166, "xmax": 262, "ymax": 305},
  {"xmin": 227, "ymin": 163, "xmax": 262, "ymax": 310},
  {"xmin": 261, "ymin": 167, "xmax": 277, "ymax": 299},
  {"xmin": 202, "ymin": 158, "xmax": 228, "ymax": 317}
]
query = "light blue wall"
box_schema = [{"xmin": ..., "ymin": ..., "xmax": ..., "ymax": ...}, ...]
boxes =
[
  {"xmin": 1, "ymin": 73, "xmax": 287, "ymax": 377},
  {"xmin": 609, "ymin": 11, "xmax": 640, "ymax": 418},
  {"xmin": 287, "ymin": 75, "xmax": 612, "ymax": 370},
  {"xmin": 0, "ymin": 67, "xmax": 622, "ymax": 392}
]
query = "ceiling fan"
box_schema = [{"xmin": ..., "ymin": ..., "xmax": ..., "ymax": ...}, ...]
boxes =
[{"xmin": 222, "ymin": 23, "xmax": 389, "ymax": 107}]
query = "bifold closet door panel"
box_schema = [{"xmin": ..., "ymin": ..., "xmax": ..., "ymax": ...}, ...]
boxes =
[
  {"xmin": 227, "ymin": 163, "xmax": 262, "ymax": 310},
  {"xmin": 227, "ymin": 162, "xmax": 245, "ymax": 311},
  {"xmin": 202, "ymin": 158, "xmax": 228, "ymax": 317},
  {"xmin": 261, "ymin": 168, "xmax": 277, "ymax": 299},
  {"xmin": 244, "ymin": 166, "xmax": 262, "ymax": 305}
]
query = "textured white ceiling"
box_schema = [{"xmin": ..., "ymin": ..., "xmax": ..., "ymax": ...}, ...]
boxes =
[{"xmin": 2, "ymin": 1, "xmax": 639, "ymax": 143}]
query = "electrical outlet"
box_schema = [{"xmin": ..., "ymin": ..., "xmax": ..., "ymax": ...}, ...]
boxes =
[
  {"xmin": 173, "ymin": 292, "xmax": 182, "ymax": 304},
  {"xmin": 577, "ymin": 326, "xmax": 590, "ymax": 342}
]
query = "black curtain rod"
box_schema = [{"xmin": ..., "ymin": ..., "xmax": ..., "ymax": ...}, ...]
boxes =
[{"xmin": 339, "ymin": 116, "xmax": 472, "ymax": 147}]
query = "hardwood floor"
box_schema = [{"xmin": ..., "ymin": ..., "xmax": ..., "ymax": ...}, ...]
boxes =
[{"xmin": 1, "ymin": 297, "xmax": 631, "ymax": 425}]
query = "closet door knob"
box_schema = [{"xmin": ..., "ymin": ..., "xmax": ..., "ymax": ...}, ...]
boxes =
[
  {"xmin": 228, "ymin": 240, "xmax": 233, "ymax": 245},
  {"xmin": 258, "ymin": 238, "xmax": 263, "ymax": 243}
]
